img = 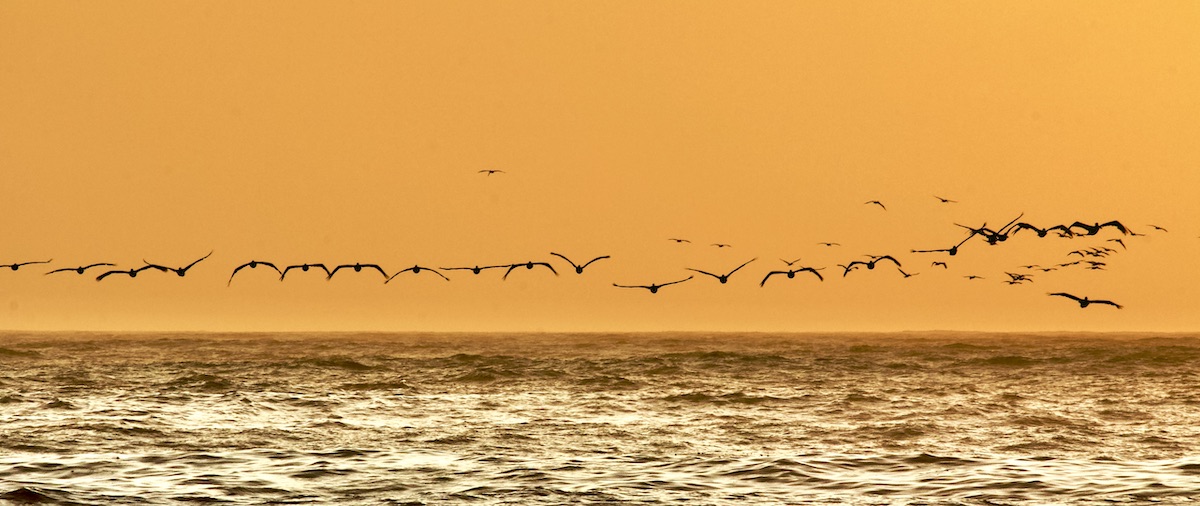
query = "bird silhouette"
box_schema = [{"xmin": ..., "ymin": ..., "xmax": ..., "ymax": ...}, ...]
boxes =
[
  {"xmin": 144, "ymin": 251, "xmax": 212, "ymax": 277},
  {"xmin": 864, "ymin": 200, "xmax": 886, "ymax": 210},
  {"xmin": 933, "ymin": 195, "xmax": 957, "ymax": 203},
  {"xmin": 478, "ymin": 169, "xmax": 505, "ymax": 176},
  {"xmin": 711, "ymin": 243, "xmax": 732, "ymax": 248},
  {"xmin": 1148, "ymin": 224, "xmax": 1168, "ymax": 233},
  {"xmin": 46, "ymin": 263, "xmax": 115, "ymax": 275},
  {"xmin": 95, "ymin": 264, "xmax": 168, "ymax": 281},
  {"xmin": 1107, "ymin": 238, "xmax": 1127, "ymax": 250},
  {"xmin": 1069, "ymin": 220, "xmax": 1131, "ymax": 236},
  {"xmin": 779, "ymin": 257, "xmax": 803, "ymax": 266},
  {"xmin": 817, "ymin": 242, "xmax": 841, "ymax": 247},
  {"xmin": 279, "ymin": 263, "xmax": 332, "ymax": 280},
  {"xmin": 668, "ymin": 238, "xmax": 691, "ymax": 244},
  {"xmin": 613, "ymin": 276, "xmax": 693, "ymax": 294},
  {"xmin": 687, "ymin": 258, "xmax": 756, "ymax": 284},
  {"xmin": 1011, "ymin": 222, "xmax": 1075, "ymax": 238},
  {"xmin": 897, "ymin": 268, "xmax": 919, "ymax": 278},
  {"xmin": 386, "ymin": 265, "xmax": 450, "ymax": 283},
  {"xmin": 931, "ymin": 261, "xmax": 948, "ymax": 269},
  {"xmin": 843, "ymin": 255, "xmax": 902, "ymax": 273},
  {"xmin": 963, "ymin": 275, "xmax": 985, "ymax": 280},
  {"xmin": 502, "ymin": 261, "xmax": 558, "ymax": 280},
  {"xmin": 440, "ymin": 265, "xmax": 508, "ymax": 275},
  {"xmin": 760, "ymin": 267, "xmax": 824, "ymax": 286},
  {"xmin": 837, "ymin": 264, "xmax": 860, "ymax": 277},
  {"xmin": 1048, "ymin": 292, "xmax": 1122, "ymax": 309},
  {"xmin": 227, "ymin": 260, "xmax": 282, "ymax": 286},
  {"xmin": 327, "ymin": 263, "xmax": 389, "ymax": 280},
  {"xmin": 550, "ymin": 253, "xmax": 610, "ymax": 274},
  {"xmin": 2, "ymin": 259, "xmax": 52, "ymax": 271}
]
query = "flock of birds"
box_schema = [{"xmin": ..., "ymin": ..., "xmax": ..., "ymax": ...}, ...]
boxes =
[{"xmin": 4, "ymin": 193, "xmax": 1168, "ymax": 310}]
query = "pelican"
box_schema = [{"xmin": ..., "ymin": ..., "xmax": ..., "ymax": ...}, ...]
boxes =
[
  {"xmin": 550, "ymin": 253, "xmax": 610, "ymax": 274},
  {"xmin": 144, "ymin": 251, "xmax": 212, "ymax": 277},
  {"xmin": 327, "ymin": 263, "xmax": 389, "ymax": 280},
  {"xmin": 779, "ymin": 257, "xmax": 803, "ymax": 266},
  {"xmin": 931, "ymin": 261, "xmax": 948, "ymax": 269},
  {"xmin": 1069, "ymin": 220, "xmax": 1131, "ymax": 236},
  {"xmin": 760, "ymin": 267, "xmax": 824, "ymax": 286},
  {"xmin": 963, "ymin": 275, "xmax": 985, "ymax": 280},
  {"xmin": 711, "ymin": 243, "xmax": 732, "ymax": 248},
  {"xmin": 441, "ymin": 265, "xmax": 508, "ymax": 275},
  {"xmin": 1048, "ymin": 292, "xmax": 1122, "ymax": 309},
  {"xmin": 1148, "ymin": 224, "xmax": 1168, "ymax": 233},
  {"xmin": 227, "ymin": 261, "xmax": 282, "ymax": 286},
  {"xmin": 817, "ymin": 242, "xmax": 841, "ymax": 247},
  {"xmin": 897, "ymin": 268, "xmax": 919, "ymax": 278},
  {"xmin": 280, "ymin": 263, "xmax": 332, "ymax": 280},
  {"xmin": 934, "ymin": 195, "xmax": 957, "ymax": 203},
  {"xmin": 46, "ymin": 263, "xmax": 115, "ymax": 275},
  {"xmin": 864, "ymin": 200, "xmax": 886, "ymax": 210},
  {"xmin": 386, "ymin": 265, "xmax": 449, "ymax": 283},
  {"xmin": 668, "ymin": 238, "xmax": 691, "ymax": 244},
  {"xmin": 478, "ymin": 169, "xmax": 505, "ymax": 176},
  {"xmin": 687, "ymin": 258, "xmax": 755, "ymax": 284},
  {"xmin": 95, "ymin": 264, "xmax": 168, "ymax": 281},
  {"xmin": 613, "ymin": 276, "xmax": 692, "ymax": 294},
  {"xmin": 1011, "ymin": 223, "xmax": 1075, "ymax": 238},
  {"xmin": 502, "ymin": 261, "xmax": 558, "ymax": 280},
  {"xmin": 843, "ymin": 254, "xmax": 901, "ymax": 272},
  {"xmin": 2, "ymin": 259, "xmax": 52, "ymax": 271}
]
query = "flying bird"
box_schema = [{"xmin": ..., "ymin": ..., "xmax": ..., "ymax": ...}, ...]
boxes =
[
  {"xmin": 1048, "ymin": 292, "xmax": 1122, "ymax": 309},
  {"xmin": 1148, "ymin": 224, "xmax": 1168, "ymax": 233},
  {"xmin": 144, "ymin": 251, "xmax": 212, "ymax": 277},
  {"xmin": 502, "ymin": 261, "xmax": 558, "ymax": 280},
  {"xmin": 440, "ymin": 264, "xmax": 508, "ymax": 275},
  {"xmin": 1011, "ymin": 222, "xmax": 1075, "ymax": 238},
  {"xmin": 46, "ymin": 263, "xmax": 115, "ymax": 275},
  {"xmin": 897, "ymin": 268, "xmax": 919, "ymax": 278},
  {"xmin": 668, "ymin": 238, "xmax": 691, "ymax": 244},
  {"xmin": 963, "ymin": 275, "xmax": 985, "ymax": 280},
  {"xmin": 1069, "ymin": 220, "xmax": 1132, "ymax": 236},
  {"xmin": 2, "ymin": 259, "xmax": 52, "ymax": 271},
  {"xmin": 711, "ymin": 243, "xmax": 732, "ymax": 248},
  {"xmin": 327, "ymin": 263, "xmax": 389, "ymax": 280},
  {"xmin": 686, "ymin": 258, "xmax": 756, "ymax": 284},
  {"xmin": 95, "ymin": 264, "xmax": 168, "ymax": 281},
  {"xmin": 760, "ymin": 267, "xmax": 824, "ymax": 286},
  {"xmin": 386, "ymin": 265, "xmax": 450, "ymax": 283},
  {"xmin": 227, "ymin": 260, "xmax": 282, "ymax": 286},
  {"xmin": 864, "ymin": 200, "xmax": 886, "ymax": 210},
  {"xmin": 280, "ymin": 263, "xmax": 333, "ymax": 280},
  {"xmin": 817, "ymin": 242, "xmax": 841, "ymax": 247},
  {"xmin": 1107, "ymin": 238, "xmax": 1126, "ymax": 250},
  {"xmin": 931, "ymin": 261, "xmax": 948, "ymax": 269},
  {"xmin": 842, "ymin": 255, "xmax": 901, "ymax": 273},
  {"xmin": 779, "ymin": 257, "xmax": 803, "ymax": 266},
  {"xmin": 478, "ymin": 169, "xmax": 505, "ymax": 176},
  {"xmin": 550, "ymin": 252, "xmax": 610, "ymax": 274},
  {"xmin": 613, "ymin": 276, "xmax": 693, "ymax": 294},
  {"xmin": 933, "ymin": 195, "xmax": 957, "ymax": 203}
]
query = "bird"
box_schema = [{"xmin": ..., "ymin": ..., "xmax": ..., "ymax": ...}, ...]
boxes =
[
  {"xmin": 760, "ymin": 267, "xmax": 824, "ymax": 286},
  {"xmin": 1048, "ymin": 292, "xmax": 1122, "ymax": 309},
  {"xmin": 686, "ymin": 258, "xmax": 756, "ymax": 284},
  {"xmin": 711, "ymin": 243, "xmax": 732, "ymax": 248},
  {"xmin": 550, "ymin": 253, "xmax": 610, "ymax": 274},
  {"xmin": 227, "ymin": 260, "xmax": 282, "ymax": 285},
  {"xmin": 963, "ymin": 275, "xmax": 985, "ymax": 280},
  {"xmin": 1011, "ymin": 222, "xmax": 1075, "ymax": 238},
  {"xmin": 440, "ymin": 264, "xmax": 508, "ymax": 275},
  {"xmin": 779, "ymin": 257, "xmax": 803, "ymax": 266},
  {"xmin": 45, "ymin": 263, "xmax": 115, "ymax": 275},
  {"xmin": 844, "ymin": 255, "xmax": 901, "ymax": 272},
  {"xmin": 385, "ymin": 265, "xmax": 449, "ymax": 283},
  {"xmin": 1147, "ymin": 224, "xmax": 1168, "ymax": 233},
  {"xmin": 1069, "ymin": 220, "xmax": 1132, "ymax": 236},
  {"xmin": 897, "ymin": 268, "xmax": 919, "ymax": 278},
  {"xmin": 327, "ymin": 263, "xmax": 389, "ymax": 280},
  {"xmin": 1004, "ymin": 272, "xmax": 1033, "ymax": 283},
  {"xmin": 933, "ymin": 195, "xmax": 957, "ymax": 203},
  {"xmin": 613, "ymin": 276, "xmax": 693, "ymax": 294},
  {"xmin": 279, "ymin": 263, "xmax": 333, "ymax": 280},
  {"xmin": 2, "ymin": 259, "xmax": 52, "ymax": 271},
  {"xmin": 95, "ymin": 264, "xmax": 168, "ymax": 281},
  {"xmin": 478, "ymin": 169, "xmax": 505, "ymax": 176},
  {"xmin": 1107, "ymin": 238, "xmax": 1127, "ymax": 250},
  {"xmin": 864, "ymin": 200, "xmax": 886, "ymax": 210},
  {"xmin": 502, "ymin": 261, "xmax": 558, "ymax": 280},
  {"xmin": 931, "ymin": 261, "xmax": 948, "ymax": 269},
  {"xmin": 668, "ymin": 238, "xmax": 691, "ymax": 244},
  {"xmin": 912, "ymin": 229, "xmax": 979, "ymax": 256},
  {"xmin": 144, "ymin": 251, "xmax": 212, "ymax": 277},
  {"xmin": 817, "ymin": 242, "xmax": 841, "ymax": 247}
]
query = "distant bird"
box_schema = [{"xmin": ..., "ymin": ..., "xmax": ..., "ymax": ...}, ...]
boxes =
[
  {"xmin": 95, "ymin": 264, "xmax": 168, "ymax": 281},
  {"xmin": 931, "ymin": 261, "xmax": 948, "ymax": 269},
  {"xmin": 711, "ymin": 243, "xmax": 732, "ymax": 248},
  {"xmin": 502, "ymin": 261, "xmax": 558, "ymax": 280},
  {"xmin": 1011, "ymin": 222, "xmax": 1075, "ymax": 238},
  {"xmin": 1048, "ymin": 292, "xmax": 1122, "ymax": 309},
  {"xmin": 144, "ymin": 251, "xmax": 212, "ymax": 277},
  {"xmin": 1107, "ymin": 238, "xmax": 1126, "ymax": 250},
  {"xmin": 1069, "ymin": 220, "xmax": 1131, "ymax": 236},
  {"xmin": 668, "ymin": 238, "xmax": 691, "ymax": 244},
  {"xmin": 843, "ymin": 255, "xmax": 901, "ymax": 273},
  {"xmin": 897, "ymin": 268, "xmax": 919, "ymax": 278},
  {"xmin": 2, "ymin": 259, "xmax": 52, "ymax": 271},
  {"xmin": 478, "ymin": 169, "xmax": 505, "ymax": 176},
  {"xmin": 227, "ymin": 260, "xmax": 282, "ymax": 286},
  {"xmin": 1004, "ymin": 272, "xmax": 1033, "ymax": 283},
  {"xmin": 1148, "ymin": 224, "xmax": 1168, "ymax": 233},
  {"xmin": 963, "ymin": 275, "xmax": 985, "ymax": 280},
  {"xmin": 817, "ymin": 242, "xmax": 841, "ymax": 247},
  {"xmin": 279, "ymin": 263, "xmax": 332, "ymax": 280},
  {"xmin": 933, "ymin": 195, "xmax": 957, "ymax": 203},
  {"xmin": 385, "ymin": 265, "xmax": 449, "ymax": 283},
  {"xmin": 440, "ymin": 264, "xmax": 508, "ymax": 275},
  {"xmin": 864, "ymin": 200, "xmax": 886, "ymax": 210},
  {"xmin": 46, "ymin": 263, "xmax": 114, "ymax": 275},
  {"xmin": 327, "ymin": 263, "xmax": 389, "ymax": 280},
  {"xmin": 686, "ymin": 258, "xmax": 756, "ymax": 284},
  {"xmin": 760, "ymin": 267, "xmax": 824, "ymax": 286},
  {"xmin": 613, "ymin": 276, "xmax": 693, "ymax": 294},
  {"xmin": 550, "ymin": 252, "xmax": 610, "ymax": 274},
  {"xmin": 779, "ymin": 257, "xmax": 803, "ymax": 266}
]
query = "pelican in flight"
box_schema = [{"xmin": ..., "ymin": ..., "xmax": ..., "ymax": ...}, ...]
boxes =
[
  {"xmin": 933, "ymin": 195, "xmax": 957, "ymax": 203},
  {"xmin": 668, "ymin": 238, "xmax": 691, "ymax": 244},
  {"xmin": 931, "ymin": 261, "xmax": 948, "ymax": 269},
  {"xmin": 144, "ymin": 251, "xmax": 212, "ymax": 277},
  {"xmin": 441, "ymin": 264, "xmax": 508, "ymax": 275},
  {"xmin": 817, "ymin": 242, "xmax": 841, "ymax": 247},
  {"xmin": 1069, "ymin": 220, "xmax": 1132, "ymax": 236},
  {"xmin": 280, "ymin": 263, "xmax": 332, "ymax": 280},
  {"xmin": 897, "ymin": 268, "xmax": 919, "ymax": 278},
  {"xmin": 386, "ymin": 265, "xmax": 450, "ymax": 283},
  {"xmin": 760, "ymin": 267, "xmax": 824, "ymax": 286},
  {"xmin": 2, "ymin": 259, "xmax": 52, "ymax": 271},
  {"xmin": 843, "ymin": 254, "xmax": 902, "ymax": 272},
  {"xmin": 711, "ymin": 243, "xmax": 732, "ymax": 248},
  {"xmin": 46, "ymin": 263, "xmax": 114, "ymax": 275},
  {"xmin": 864, "ymin": 200, "xmax": 886, "ymax": 210},
  {"xmin": 95, "ymin": 264, "xmax": 168, "ymax": 281},
  {"xmin": 687, "ymin": 258, "xmax": 756, "ymax": 284},
  {"xmin": 502, "ymin": 261, "xmax": 558, "ymax": 280},
  {"xmin": 1011, "ymin": 222, "xmax": 1074, "ymax": 238},
  {"xmin": 327, "ymin": 263, "xmax": 389, "ymax": 280},
  {"xmin": 228, "ymin": 260, "xmax": 282, "ymax": 286},
  {"xmin": 780, "ymin": 257, "xmax": 803, "ymax": 266},
  {"xmin": 1048, "ymin": 292, "xmax": 1122, "ymax": 309},
  {"xmin": 1148, "ymin": 224, "xmax": 1168, "ymax": 233},
  {"xmin": 478, "ymin": 169, "xmax": 505, "ymax": 176},
  {"xmin": 613, "ymin": 276, "xmax": 692, "ymax": 294},
  {"xmin": 550, "ymin": 252, "xmax": 610, "ymax": 274}
]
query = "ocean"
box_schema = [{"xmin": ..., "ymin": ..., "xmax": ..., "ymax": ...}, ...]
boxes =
[{"xmin": 1, "ymin": 331, "xmax": 1198, "ymax": 504}]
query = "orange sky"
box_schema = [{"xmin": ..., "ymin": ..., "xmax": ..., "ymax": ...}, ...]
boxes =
[{"xmin": 2, "ymin": 1, "xmax": 1198, "ymax": 332}]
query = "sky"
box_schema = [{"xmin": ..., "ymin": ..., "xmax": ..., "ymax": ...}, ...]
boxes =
[{"xmin": 1, "ymin": 1, "xmax": 1198, "ymax": 332}]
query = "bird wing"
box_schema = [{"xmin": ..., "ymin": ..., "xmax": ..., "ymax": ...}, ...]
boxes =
[
  {"xmin": 580, "ymin": 256, "xmax": 610, "ymax": 268},
  {"xmin": 533, "ymin": 262, "xmax": 558, "ymax": 275},
  {"xmin": 549, "ymin": 252, "xmax": 578, "ymax": 269},
  {"xmin": 502, "ymin": 264, "xmax": 519, "ymax": 280},
  {"xmin": 1092, "ymin": 299, "xmax": 1123, "ymax": 309},
  {"xmin": 760, "ymin": 271, "xmax": 783, "ymax": 287},
  {"xmin": 685, "ymin": 268, "xmax": 721, "ymax": 279},
  {"xmin": 44, "ymin": 267, "xmax": 74, "ymax": 275},
  {"xmin": 138, "ymin": 264, "xmax": 170, "ymax": 273},
  {"xmin": 799, "ymin": 267, "xmax": 824, "ymax": 281},
  {"xmin": 726, "ymin": 258, "xmax": 757, "ymax": 276},
  {"xmin": 95, "ymin": 269, "xmax": 128, "ymax": 281},
  {"xmin": 1099, "ymin": 221, "xmax": 1130, "ymax": 235},
  {"xmin": 1048, "ymin": 292, "xmax": 1083, "ymax": 302},
  {"xmin": 327, "ymin": 265, "xmax": 351, "ymax": 279},
  {"xmin": 182, "ymin": 251, "xmax": 214, "ymax": 272},
  {"xmin": 872, "ymin": 255, "xmax": 901, "ymax": 268},
  {"xmin": 612, "ymin": 283, "xmax": 645, "ymax": 289},
  {"xmin": 363, "ymin": 264, "xmax": 389, "ymax": 279},
  {"xmin": 661, "ymin": 276, "xmax": 694, "ymax": 287},
  {"xmin": 1046, "ymin": 225, "xmax": 1074, "ymax": 236},
  {"xmin": 424, "ymin": 267, "xmax": 451, "ymax": 281},
  {"xmin": 227, "ymin": 262, "xmax": 253, "ymax": 286}
]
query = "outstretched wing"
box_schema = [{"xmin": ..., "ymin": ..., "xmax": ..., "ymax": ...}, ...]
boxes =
[
  {"xmin": 760, "ymin": 271, "xmax": 783, "ymax": 287},
  {"xmin": 799, "ymin": 267, "xmax": 824, "ymax": 281},
  {"xmin": 227, "ymin": 262, "xmax": 253, "ymax": 286},
  {"xmin": 685, "ymin": 268, "xmax": 720, "ymax": 279},
  {"xmin": 549, "ymin": 252, "xmax": 578, "ymax": 269},
  {"xmin": 580, "ymin": 256, "xmax": 610, "ymax": 269},
  {"xmin": 182, "ymin": 251, "xmax": 214, "ymax": 272},
  {"xmin": 872, "ymin": 255, "xmax": 901, "ymax": 268},
  {"xmin": 726, "ymin": 258, "xmax": 757, "ymax": 276},
  {"xmin": 95, "ymin": 269, "xmax": 128, "ymax": 281},
  {"xmin": 502, "ymin": 264, "xmax": 519, "ymax": 280},
  {"xmin": 661, "ymin": 276, "xmax": 694, "ymax": 287},
  {"xmin": 1092, "ymin": 299, "xmax": 1123, "ymax": 309},
  {"xmin": 534, "ymin": 262, "xmax": 558, "ymax": 275},
  {"xmin": 45, "ymin": 267, "xmax": 75, "ymax": 275},
  {"xmin": 1099, "ymin": 221, "xmax": 1130, "ymax": 235},
  {"xmin": 363, "ymin": 264, "xmax": 389, "ymax": 279},
  {"xmin": 1048, "ymin": 292, "xmax": 1083, "ymax": 303}
]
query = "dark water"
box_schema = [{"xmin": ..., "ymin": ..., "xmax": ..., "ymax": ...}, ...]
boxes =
[{"xmin": 2, "ymin": 332, "xmax": 1200, "ymax": 504}]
